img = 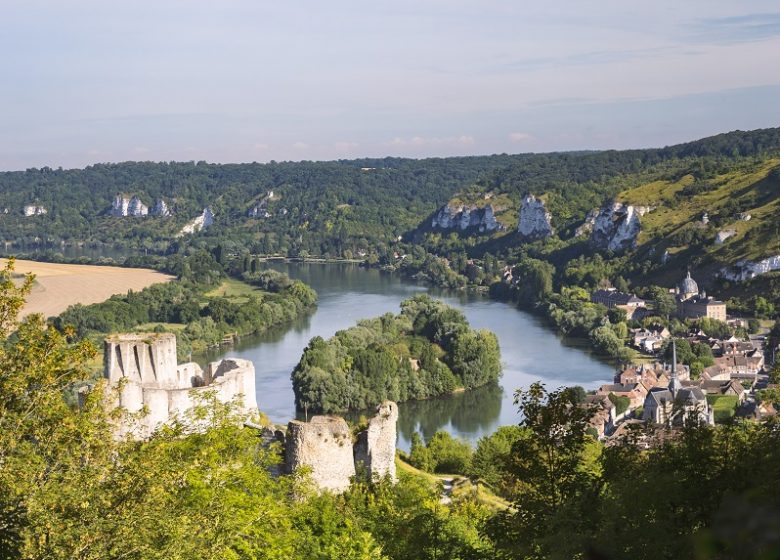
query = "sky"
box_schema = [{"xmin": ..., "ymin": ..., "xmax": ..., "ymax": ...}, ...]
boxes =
[{"xmin": 1, "ymin": 0, "xmax": 780, "ymax": 170}]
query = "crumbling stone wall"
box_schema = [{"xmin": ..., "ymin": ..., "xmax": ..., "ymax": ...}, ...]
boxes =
[
  {"xmin": 285, "ymin": 401, "xmax": 398, "ymax": 492},
  {"xmin": 285, "ymin": 416, "xmax": 357, "ymax": 493},
  {"xmin": 103, "ymin": 333, "xmax": 257, "ymax": 438},
  {"xmin": 354, "ymin": 401, "xmax": 398, "ymax": 481}
]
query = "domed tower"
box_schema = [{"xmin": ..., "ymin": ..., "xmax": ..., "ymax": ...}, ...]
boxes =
[{"xmin": 679, "ymin": 271, "xmax": 699, "ymax": 301}]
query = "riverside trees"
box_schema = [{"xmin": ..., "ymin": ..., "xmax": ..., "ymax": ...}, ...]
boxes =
[{"xmin": 291, "ymin": 295, "xmax": 502, "ymax": 413}]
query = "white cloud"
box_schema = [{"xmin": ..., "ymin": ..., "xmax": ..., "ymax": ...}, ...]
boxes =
[
  {"xmin": 387, "ymin": 135, "xmax": 475, "ymax": 147},
  {"xmin": 334, "ymin": 141, "xmax": 359, "ymax": 150},
  {"xmin": 509, "ymin": 132, "xmax": 533, "ymax": 142}
]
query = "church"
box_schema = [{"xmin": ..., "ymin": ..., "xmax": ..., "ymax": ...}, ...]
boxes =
[
  {"xmin": 675, "ymin": 271, "xmax": 727, "ymax": 321},
  {"xmin": 642, "ymin": 341, "xmax": 715, "ymax": 426}
]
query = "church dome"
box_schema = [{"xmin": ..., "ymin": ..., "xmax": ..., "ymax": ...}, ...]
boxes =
[{"xmin": 679, "ymin": 271, "xmax": 698, "ymax": 295}]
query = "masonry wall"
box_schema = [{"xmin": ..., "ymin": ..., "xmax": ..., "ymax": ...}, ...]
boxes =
[
  {"xmin": 104, "ymin": 334, "xmax": 257, "ymax": 438},
  {"xmin": 285, "ymin": 416, "xmax": 357, "ymax": 493},
  {"xmin": 354, "ymin": 401, "xmax": 398, "ymax": 481},
  {"xmin": 285, "ymin": 401, "xmax": 398, "ymax": 493}
]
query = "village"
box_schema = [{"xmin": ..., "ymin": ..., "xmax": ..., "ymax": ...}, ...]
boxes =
[{"xmin": 585, "ymin": 271, "xmax": 777, "ymax": 440}]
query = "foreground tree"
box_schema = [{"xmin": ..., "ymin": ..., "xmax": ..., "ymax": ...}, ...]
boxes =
[
  {"xmin": 0, "ymin": 260, "xmax": 311, "ymax": 559},
  {"xmin": 486, "ymin": 383, "xmax": 597, "ymax": 559}
]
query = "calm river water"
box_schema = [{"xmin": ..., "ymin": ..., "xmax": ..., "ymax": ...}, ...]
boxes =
[{"xmin": 200, "ymin": 262, "xmax": 614, "ymax": 450}]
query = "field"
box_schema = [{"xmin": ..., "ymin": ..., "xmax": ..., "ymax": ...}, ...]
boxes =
[{"xmin": 4, "ymin": 259, "xmax": 175, "ymax": 319}]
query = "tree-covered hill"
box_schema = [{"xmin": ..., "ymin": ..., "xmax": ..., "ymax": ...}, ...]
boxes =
[
  {"xmin": 0, "ymin": 156, "xmax": 522, "ymax": 257},
  {"xmin": 3, "ymin": 127, "xmax": 780, "ymax": 266}
]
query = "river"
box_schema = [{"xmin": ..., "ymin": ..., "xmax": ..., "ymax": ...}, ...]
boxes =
[{"xmin": 200, "ymin": 262, "xmax": 614, "ymax": 450}]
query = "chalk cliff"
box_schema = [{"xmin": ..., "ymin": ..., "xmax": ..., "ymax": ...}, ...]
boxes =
[
  {"xmin": 587, "ymin": 202, "xmax": 650, "ymax": 252},
  {"xmin": 720, "ymin": 255, "xmax": 780, "ymax": 281},
  {"xmin": 179, "ymin": 207, "xmax": 214, "ymax": 235},
  {"xmin": 110, "ymin": 195, "xmax": 149, "ymax": 217},
  {"xmin": 517, "ymin": 194, "xmax": 553, "ymax": 239},
  {"xmin": 151, "ymin": 199, "xmax": 172, "ymax": 217},
  {"xmin": 431, "ymin": 204, "xmax": 501, "ymax": 233}
]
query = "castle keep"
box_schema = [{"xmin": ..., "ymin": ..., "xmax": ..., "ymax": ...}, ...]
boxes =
[
  {"xmin": 285, "ymin": 401, "xmax": 398, "ymax": 492},
  {"xmin": 103, "ymin": 333, "xmax": 257, "ymax": 438}
]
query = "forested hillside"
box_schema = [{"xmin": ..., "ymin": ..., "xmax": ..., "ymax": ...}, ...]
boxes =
[
  {"xmin": 3, "ymin": 127, "xmax": 780, "ymax": 269},
  {"xmin": 0, "ymin": 156, "xmax": 521, "ymax": 257}
]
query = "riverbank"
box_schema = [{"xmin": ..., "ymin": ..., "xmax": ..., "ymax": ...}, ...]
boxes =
[{"xmin": 51, "ymin": 255, "xmax": 318, "ymax": 365}]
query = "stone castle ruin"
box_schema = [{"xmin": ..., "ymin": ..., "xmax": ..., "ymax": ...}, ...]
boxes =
[
  {"xmin": 102, "ymin": 333, "xmax": 398, "ymax": 492},
  {"xmin": 103, "ymin": 333, "xmax": 257, "ymax": 438},
  {"xmin": 284, "ymin": 401, "xmax": 398, "ymax": 493}
]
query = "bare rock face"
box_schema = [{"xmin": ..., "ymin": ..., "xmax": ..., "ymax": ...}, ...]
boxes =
[
  {"xmin": 431, "ymin": 204, "xmax": 502, "ymax": 233},
  {"xmin": 354, "ymin": 401, "xmax": 398, "ymax": 481},
  {"xmin": 103, "ymin": 333, "xmax": 256, "ymax": 438},
  {"xmin": 720, "ymin": 255, "xmax": 780, "ymax": 281},
  {"xmin": 517, "ymin": 194, "xmax": 553, "ymax": 239},
  {"xmin": 151, "ymin": 199, "xmax": 171, "ymax": 217},
  {"xmin": 23, "ymin": 204, "xmax": 47, "ymax": 216},
  {"xmin": 110, "ymin": 195, "xmax": 149, "ymax": 217},
  {"xmin": 589, "ymin": 202, "xmax": 649, "ymax": 252},
  {"xmin": 285, "ymin": 416, "xmax": 357, "ymax": 493},
  {"xmin": 179, "ymin": 207, "xmax": 214, "ymax": 235},
  {"xmin": 715, "ymin": 229, "xmax": 736, "ymax": 244}
]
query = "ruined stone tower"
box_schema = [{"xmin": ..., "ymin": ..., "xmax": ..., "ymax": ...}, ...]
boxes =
[
  {"xmin": 354, "ymin": 401, "xmax": 398, "ymax": 481},
  {"xmin": 284, "ymin": 401, "xmax": 398, "ymax": 493},
  {"xmin": 104, "ymin": 333, "xmax": 257, "ymax": 438},
  {"xmin": 285, "ymin": 415, "xmax": 357, "ymax": 493}
]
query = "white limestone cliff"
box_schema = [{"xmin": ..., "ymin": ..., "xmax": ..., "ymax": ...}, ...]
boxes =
[
  {"xmin": 517, "ymin": 194, "xmax": 553, "ymax": 239},
  {"xmin": 589, "ymin": 202, "xmax": 650, "ymax": 252},
  {"xmin": 110, "ymin": 195, "xmax": 149, "ymax": 217},
  {"xmin": 720, "ymin": 255, "xmax": 780, "ymax": 281},
  {"xmin": 715, "ymin": 230, "xmax": 736, "ymax": 244},
  {"xmin": 23, "ymin": 204, "xmax": 47, "ymax": 216},
  {"xmin": 431, "ymin": 204, "xmax": 502, "ymax": 233},
  {"xmin": 151, "ymin": 199, "xmax": 171, "ymax": 217},
  {"xmin": 178, "ymin": 207, "xmax": 214, "ymax": 235}
]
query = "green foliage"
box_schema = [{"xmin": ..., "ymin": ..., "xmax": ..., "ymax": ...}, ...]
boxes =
[
  {"xmin": 468, "ymin": 426, "xmax": 526, "ymax": 495},
  {"xmin": 424, "ymin": 431, "xmax": 473, "ymax": 474},
  {"xmin": 292, "ymin": 295, "xmax": 502, "ymax": 413},
  {"xmin": 650, "ymin": 285, "xmax": 676, "ymax": 318},
  {"xmin": 486, "ymin": 383, "xmax": 597, "ymax": 558},
  {"xmin": 53, "ymin": 254, "xmax": 317, "ymax": 356},
  {"xmin": 590, "ymin": 325, "xmax": 629, "ymax": 359},
  {"xmin": 607, "ymin": 392, "xmax": 630, "ymax": 416}
]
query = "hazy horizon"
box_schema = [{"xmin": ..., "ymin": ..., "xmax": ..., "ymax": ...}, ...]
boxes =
[{"xmin": 3, "ymin": 1, "xmax": 780, "ymax": 171}]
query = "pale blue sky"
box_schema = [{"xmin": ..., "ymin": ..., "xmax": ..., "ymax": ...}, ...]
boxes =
[{"xmin": 1, "ymin": 1, "xmax": 779, "ymax": 170}]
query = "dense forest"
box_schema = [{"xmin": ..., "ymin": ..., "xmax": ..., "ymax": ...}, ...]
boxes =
[
  {"xmin": 292, "ymin": 295, "xmax": 501, "ymax": 413},
  {"xmin": 5, "ymin": 128, "xmax": 780, "ymax": 317}
]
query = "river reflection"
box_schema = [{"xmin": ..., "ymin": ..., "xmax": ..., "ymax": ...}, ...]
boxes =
[{"xmin": 200, "ymin": 262, "xmax": 614, "ymax": 451}]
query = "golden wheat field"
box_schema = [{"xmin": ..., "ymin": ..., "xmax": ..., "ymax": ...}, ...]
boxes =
[{"xmin": 3, "ymin": 259, "xmax": 175, "ymax": 319}]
